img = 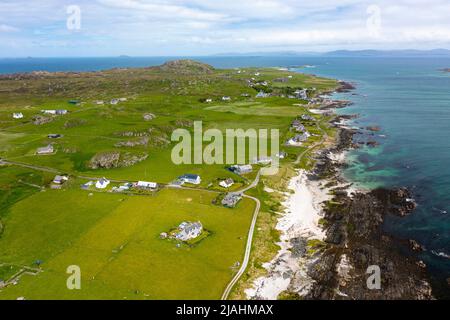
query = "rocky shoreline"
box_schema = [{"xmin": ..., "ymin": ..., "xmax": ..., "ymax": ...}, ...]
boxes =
[
  {"xmin": 303, "ymin": 78, "xmax": 435, "ymax": 299},
  {"xmin": 305, "ymin": 126, "xmax": 433, "ymax": 300},
  {"xmin": 245, "ymin": 81, "xmax": 434, "ymax": 300}
]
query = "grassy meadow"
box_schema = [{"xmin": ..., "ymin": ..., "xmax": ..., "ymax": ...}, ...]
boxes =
[{"xmin": 0, "ymin": 61, "xmax": 338, "ymax": 299}]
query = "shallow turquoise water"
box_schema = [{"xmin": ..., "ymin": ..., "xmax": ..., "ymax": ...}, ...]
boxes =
[
  {"xmin": 1, "ymin": 56, "xmax": 449, "ymax": 296},
  {"xmin": 302, "ymin": 58, "xmax": 450, "ymax": 296}
]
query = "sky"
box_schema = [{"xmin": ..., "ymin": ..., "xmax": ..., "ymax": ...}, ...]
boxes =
[{"xmin": 0, "ymin": 0, "xmax": 450, "ymax": 57}]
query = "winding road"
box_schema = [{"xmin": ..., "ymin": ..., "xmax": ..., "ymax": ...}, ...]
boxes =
[
  {"xmin": 221, "ymin": 171, "xmax": 261, "ymax": 300},
  {"xmin": 221, "ymin": 120, "xmax": 329, "ymax": 300}
]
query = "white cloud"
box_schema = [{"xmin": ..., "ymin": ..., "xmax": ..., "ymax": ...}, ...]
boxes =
[
  {"xmin": 0, "ymin": 24, "xmax": 18, "ymax": 32},
  {"xmin": 0, "ymin": 0, "xmax": 450, "ymax": 56}
]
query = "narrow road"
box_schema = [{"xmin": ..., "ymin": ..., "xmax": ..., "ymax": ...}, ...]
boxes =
[{"xmin": 221, "ymin": 193, "xmax": 260, "ymax": 300}]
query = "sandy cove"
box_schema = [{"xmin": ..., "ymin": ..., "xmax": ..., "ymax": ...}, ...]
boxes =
[{"xmin": 245, "ymin": 169, "xmax": 333, "ymax": 300}]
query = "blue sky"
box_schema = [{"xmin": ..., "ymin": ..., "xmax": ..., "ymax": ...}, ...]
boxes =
[{"xmin": 1, "ymin": 0, "xmax": 449, "ymax": 57}]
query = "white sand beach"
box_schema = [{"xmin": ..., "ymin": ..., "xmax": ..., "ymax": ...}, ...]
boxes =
[{"xmin": 245, "ymin": 170, "xmax": 332, "ymax": 300}]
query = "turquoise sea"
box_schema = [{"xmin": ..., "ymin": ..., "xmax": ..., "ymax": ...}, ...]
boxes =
[{"xmin": 1, "ymin": 56, "xmax": 449, "ymax": 297}]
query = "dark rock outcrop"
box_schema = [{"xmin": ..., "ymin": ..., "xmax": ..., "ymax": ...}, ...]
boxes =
[
  {"xmin": 306, "ymin": 186, "xmax": 432, "ymax": 300},
  {"xmin": 336, "ymin": 81, "xmax": 356, "ymax": 92}
]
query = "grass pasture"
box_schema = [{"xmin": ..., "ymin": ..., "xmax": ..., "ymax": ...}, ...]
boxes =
[{"xmin": 0, "ymin": 188, "xmax": 255, "ymax": 299}]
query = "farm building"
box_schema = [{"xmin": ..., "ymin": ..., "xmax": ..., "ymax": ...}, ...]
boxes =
[
  {"xmin": 136, "ymin": 181, "xmax": 158, "ymax": 189},
  {"xmin": 36, "ymin": 145, "xmax": 54, "ymax": 155},
  {"xmin": 12, "ymin": 112, "xmax": 23, "ymax": 119}
]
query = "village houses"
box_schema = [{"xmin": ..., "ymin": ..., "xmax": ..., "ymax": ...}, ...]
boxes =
[{"xmin": 286, "ymin": 133, "xmax": 311, "ymax": 146}]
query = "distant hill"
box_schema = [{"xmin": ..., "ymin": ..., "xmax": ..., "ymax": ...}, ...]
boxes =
[
  {"xmin": 159, "ymin": 59, "xmax": 215, "ymax": 74},
  {"xmin": 213, "ymin": 49, "xmax": 450, "ymax": 58},
  {"xmin": 324, "ymin": 49, "xmax": 450, "ymax": 57}
]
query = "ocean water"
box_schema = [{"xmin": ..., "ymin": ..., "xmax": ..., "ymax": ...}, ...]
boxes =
[{"xmin": 1, "ymin": 56, "xmax": 449, "ymax": 296}]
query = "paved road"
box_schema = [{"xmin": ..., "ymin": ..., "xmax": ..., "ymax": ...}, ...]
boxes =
[{"xmin": 221, "ymin": 193, "xmax": 261, "ymax": 300}]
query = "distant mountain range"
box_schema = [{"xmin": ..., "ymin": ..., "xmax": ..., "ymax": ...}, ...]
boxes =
[{"xmin": 213, "ymin": 49, "xmax": 450, "ymax": 58}]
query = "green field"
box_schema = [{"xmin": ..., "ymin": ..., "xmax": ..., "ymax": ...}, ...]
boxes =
[
  {"xmin": 0, "ymin": 61, "xmax": 338, "ymax": 299},
  {"xmin": 0, "ymin": 188, "xmax": 255, "ymax": 299}
]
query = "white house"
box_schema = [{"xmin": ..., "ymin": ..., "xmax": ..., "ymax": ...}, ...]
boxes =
[
  {"xmin": 136, "ymin": 181, "xmax": 158, "ymax": 189},
  {"xmin": 13, "ymin": 112, "xmax": 24, "ymax": 119},
  {"xmin": 231, "ymin": 164, "xmax": 253, "ymax": 175},
  {"xmin": 110, "ymin": 99, "xmax": 119, "ymax": 105},
  {"xmin": 179, "ymin": 174, "xmax": 201, "ymax": 185},
  {"xmin": 36, "ymin": 145, "xmax": 54, "ymax": 155},
  {"xmin": 119, "ymin": 97, "xmax": 127, "ymax": 102},
  {"xmin": 256, "ymin": 91, "xmax": 269, "ymax": 98},
  {"xmin": 222, "ymin": 193, "xmax": 242, "ymax": 208},
  {"xmin": 219, "ymin": 178, "xmax": 234, "ymax": 189},
  {"xmin": 119, "ymin": 183, "xmax": 132, "ymax": 191},
  {"xmin": 95, "ymin": 178, "xmax": 110, "ymax": 189},
  {"xmin": 95, "ymin": 100, "xmax": 104, "ymax": 105},
  {"xmin": 301, "ymin": 114, "xmax": 315, "ymax": 121},
  {"xmin": 222, "ymin": 96, "xmax": 231, "ymax": 101},
  {"xmin": 294, "ymin": 89, "xmax": 308, "ymax": 100},
  {"xmin": 175, "ymin": 221, "xmax": 203, "ymax": 241},
  {"xmin": 41, "ymin": 110, "xmax": 57, "ymax": 115},
  {"xmin": 205, "ymin": 98, "xmax": 213, "ymax": 103},
  {"xmin": 276, "ymin": 152, "xmax": 287, "ymax": 159},
  {"xmin": 53, "ymin": 175, "xmax": 68, "ymax": 184}
]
